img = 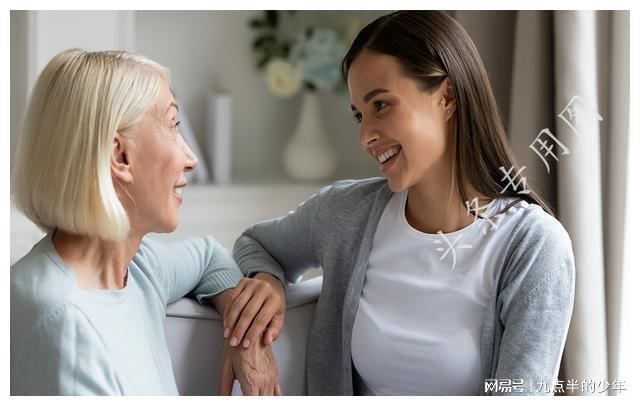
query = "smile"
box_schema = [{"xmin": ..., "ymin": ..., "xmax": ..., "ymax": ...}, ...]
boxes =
[
  {"xmin": 377, "ymin": 146, "xmax": 400, "ymax": 164},
  {"xmin": 173, "ymin": 182, "xmax": 187, "ymax": 204}
]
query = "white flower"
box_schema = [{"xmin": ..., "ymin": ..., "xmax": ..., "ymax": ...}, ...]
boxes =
[{"xmin": 265, "ymin": 59, "xmax": 303, "ymax": 97}]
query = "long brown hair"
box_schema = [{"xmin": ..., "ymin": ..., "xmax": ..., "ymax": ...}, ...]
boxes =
[{"xmin": 340, "ymin": 11, "xmax": 554, "ymax": 216}]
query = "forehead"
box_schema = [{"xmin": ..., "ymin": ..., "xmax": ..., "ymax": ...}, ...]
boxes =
[
  {"xmin": 347, "ymin": 51, "xmax": 407, "ymax": 97},
  {"xmin": 153, "ymin": 80, "xmax": 177, "ymax": 116}
]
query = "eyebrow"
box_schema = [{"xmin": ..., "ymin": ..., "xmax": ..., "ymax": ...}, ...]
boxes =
[{"xmin": 350, "ymin": 88, "xmax": 390, "ymax": 111}]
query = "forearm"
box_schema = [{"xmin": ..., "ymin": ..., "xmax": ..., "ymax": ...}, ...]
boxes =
[{"xmin": 210, "ymin": 287, "xmax": 235, "ymax": 315}]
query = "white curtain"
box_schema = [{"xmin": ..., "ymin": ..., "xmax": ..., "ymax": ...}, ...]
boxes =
[{"xmin": 509, "ymin": 10, "xmax": 630, "ymax": 395}]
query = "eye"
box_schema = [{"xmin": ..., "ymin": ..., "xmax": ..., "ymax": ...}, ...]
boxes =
[
  {"xmin": 373, "ymin": 100, "xmax": 388, "ymax": 111},
  {"xmin": 352, "ymin": 112, "xmax": 362, "ymax": 124}
]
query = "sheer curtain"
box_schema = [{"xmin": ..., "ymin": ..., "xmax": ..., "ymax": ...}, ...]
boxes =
[{"xmin": 508, "ymin": 10, "xmax": 630, "ymax": 395}]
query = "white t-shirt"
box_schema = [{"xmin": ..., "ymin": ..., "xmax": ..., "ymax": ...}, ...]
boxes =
[{"xmin": 351, "ymin": 189, "xmax": 530, "ymax": 395}]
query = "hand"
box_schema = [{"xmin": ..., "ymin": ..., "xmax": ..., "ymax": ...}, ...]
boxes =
[
  {"xmin": 223, "ymin": 273, "xmax": 285, "ymax": 348},
  {"xmin": 218, "ymin": 337, "xmax": 281, "ymax": 395}
]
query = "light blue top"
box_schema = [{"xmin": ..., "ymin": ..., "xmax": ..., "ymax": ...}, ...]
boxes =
[{"xmin": 10, "ymin": 232, "xmax": 243, "ymax": 395}]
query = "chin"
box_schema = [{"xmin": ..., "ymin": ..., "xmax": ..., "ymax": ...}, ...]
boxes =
[
  {"xmin": 386, "ymin": 177, "xmax": 409, "ymax": 193},
  {"xmin": 157, "ymin": 219, "xmax": 179, "ymax": 234}
]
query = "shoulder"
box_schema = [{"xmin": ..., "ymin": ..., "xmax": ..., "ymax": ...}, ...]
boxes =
[
  {"xmin": 508, "ymin": 202, "xmax": 573, "ymax": 258},
  {"xmin": 320, "ymin": 177, "xmax": 389, "ymax": 199},
  {"xmin": 11, "ymin": 236, "xmax": 77, "ymax": 326},
  {"xmin": 305, "ymin": 177, "xmax": 390, "ymax": 227},
  {"xmin": 499, "ymin": 201, "xmax": 575, "ymax": 298},
  {"xmin": 311, "ymin": 177, "xmax": 391, "ymax": 212},
  {"xmin": 134, "ymin": 235, "xmax": 223, "ymax": 267}
]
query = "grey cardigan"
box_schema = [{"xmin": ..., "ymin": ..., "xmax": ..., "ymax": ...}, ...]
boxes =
[{"xmin": 233, "ymin": 178, "xmax": 575, "ymax": 395}]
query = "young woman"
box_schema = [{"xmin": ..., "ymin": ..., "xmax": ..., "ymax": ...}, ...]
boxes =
[
  {"xmin": 231, "ymin": 11, "xmax": 575, "ymax": 395},
  {"xmin": 10, "ymin": 49, "xmax": 284, "ymax": 395}
]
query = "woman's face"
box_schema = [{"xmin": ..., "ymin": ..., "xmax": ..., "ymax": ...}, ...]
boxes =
[
  {"xmin": 117, "ymin": 80, "xmax": 197, "ymax": 234},
  {"xmin": 347, "ymin": 50, "xmax": 454, "ymax": 192}
]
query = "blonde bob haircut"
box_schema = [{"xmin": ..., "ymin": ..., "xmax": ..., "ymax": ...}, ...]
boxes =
[{"xmin": 12, "ymin": 49, "xmax": 170, "ymax": 241}]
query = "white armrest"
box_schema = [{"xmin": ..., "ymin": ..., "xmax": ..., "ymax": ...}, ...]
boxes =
[{"xmin": 164, "ymin": 277, "xmax": 322, "ymax": 395}]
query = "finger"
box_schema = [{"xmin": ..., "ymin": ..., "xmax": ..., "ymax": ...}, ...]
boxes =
[
  {"xmin": 243, "ymin": 301, "xmax": 279, "ymax": 347},
  {"xmin": 223, "ymin": 280, "xmax": 247, "ymax": 326},
  {"xmin": 259, "ymin": 384, "xmax": 269, "ymax": 396},
  {"xmin": 264, "ymin": 314, "xmax": 284, "ymax": 345},
  {"xmin": 275, "ymin": 382, "xmax": 282, "ymax": 396},
  {"xmin": 218, "ymin": 357, "xmax": 234, "ymax": 395},
  {"xmin": 224, "ymin": 290, "xmax": 255, "ymax": 344},
  {"xmin": 231, "ymin": 295, "xmax": 269, "ymax": 348}
]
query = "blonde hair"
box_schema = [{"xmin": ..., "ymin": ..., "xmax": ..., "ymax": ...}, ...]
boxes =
[{"xmin": 12, "ymin": 49, "xmax": 171, "ymax": 241}]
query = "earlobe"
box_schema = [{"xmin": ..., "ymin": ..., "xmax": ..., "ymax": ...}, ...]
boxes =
[{"xmin": 111, "ymin": 133, "xmax": 134, "ymax": 183}]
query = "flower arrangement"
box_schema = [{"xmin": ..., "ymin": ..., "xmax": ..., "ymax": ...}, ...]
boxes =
[{"xmin": 249, "ymin": 11, "xmax": 349, "ymax": 97}]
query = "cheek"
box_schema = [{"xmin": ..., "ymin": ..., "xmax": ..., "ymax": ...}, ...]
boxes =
[{"xmin": 405, "ymin": 113, "xmax": 449, "ymax": 166}]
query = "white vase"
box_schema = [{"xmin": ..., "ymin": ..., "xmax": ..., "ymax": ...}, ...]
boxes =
[{"xmin": 283, "ymin": 91, "xmax": 337, "ymax": 182}]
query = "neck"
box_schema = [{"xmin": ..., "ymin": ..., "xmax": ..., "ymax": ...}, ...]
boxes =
[
  {"xmin": 52, "ymin": 228, "xmax": 142, "ymax": 290},
  {"xmin": 405, "ymin": 172, "xmax": 470, "ymax": 235},
  {"xmin": 404, "ymin": 146, "xmax": 487, "ymax": 234}
]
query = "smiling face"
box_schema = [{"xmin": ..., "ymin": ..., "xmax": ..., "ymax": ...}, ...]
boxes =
[
  {"xmin": 113, "ymin": 80, "xmax": 197, "ymax": 235},
  {"xmin": 348, "ymin": 50, "xmax": 456, "ymax": 193}
]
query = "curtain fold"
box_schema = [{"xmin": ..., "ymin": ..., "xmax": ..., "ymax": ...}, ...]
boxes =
[
  {"xmin": 509, "ymin": 10, "xmax": 629, "ymax": 395},
  {"xmin": 554, "ymin": 10, "xmax": 609, "ymax": 394},
  {"xmin": 602, "ymin": 11, "xmax": 630, "ymax": 394}
]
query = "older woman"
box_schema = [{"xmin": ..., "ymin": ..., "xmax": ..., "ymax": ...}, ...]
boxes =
[{"xmin": 10, "ymin": 49, "xmax": 284, "ymax": 395}]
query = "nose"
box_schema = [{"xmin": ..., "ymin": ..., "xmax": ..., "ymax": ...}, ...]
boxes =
[
  {"xmin": 179, "ymin": 134, "xmax": 198, "ymax": 173},
  {"xmin": 359, "ymin": 118, "xmax": 381, "ymax": 149}
]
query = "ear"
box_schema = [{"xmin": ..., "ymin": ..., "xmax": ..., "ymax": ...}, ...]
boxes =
[
  {"xmin": 441, "ymin": 77, "xmax": 457, "ymax": 119},
  {"xmin": 111, "ymin": 132, "xmax": 134, "ymax": 184}
]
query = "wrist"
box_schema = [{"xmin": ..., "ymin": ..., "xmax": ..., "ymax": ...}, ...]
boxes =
[{"xmin": 253, "ymin": 272, "xmax": 284, "ymax": 291}]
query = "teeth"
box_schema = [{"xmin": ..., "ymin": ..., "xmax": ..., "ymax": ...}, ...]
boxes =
[
  {"xmin": 173, "ymin": 187, "xmax": 183, "ymax": 196},
  {"xmin": 377, "ymin": 147, "xmax": 400, "ymax": 164}
]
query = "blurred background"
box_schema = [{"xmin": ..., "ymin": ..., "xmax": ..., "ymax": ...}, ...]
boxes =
[{"xmin": 9, "ymin": 10, "xmax": 633, "ymax": 396}]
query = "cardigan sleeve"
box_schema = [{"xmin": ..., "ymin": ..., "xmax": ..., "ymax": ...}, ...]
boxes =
[
  {"xmin": 233, "ymin": 185, "xmax": 333, "ymax": 285},
  {"xmin": 490, "ymin": 206, "xmax": 576, "ymax": 395}
]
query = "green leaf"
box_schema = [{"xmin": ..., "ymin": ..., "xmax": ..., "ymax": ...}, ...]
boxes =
[
  {"xmin": 281, "ymin": 42, "xmax": 291, "ymax": 58},
  {"xmin": 257, "ymin": 52, "xmax": 271, "ymax": 69},
  {"xmin": 249, "ymin": 18, "xmax": 265, "ymax": 29},
  {"xmin": 253, "ymin": 34, "xmax": 277, "ymax": 50},
  {"xmin": 266, "ymin": 10, "xmax": 278, "ymax": 27},
  {"xmin": 305, "ymin": 27, "xmax": 314, "ymax": 39}
]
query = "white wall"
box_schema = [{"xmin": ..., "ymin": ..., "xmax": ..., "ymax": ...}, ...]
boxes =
[{"xmin": 10, "ymin": 11, "xmax": 28, "ymax": 172}]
